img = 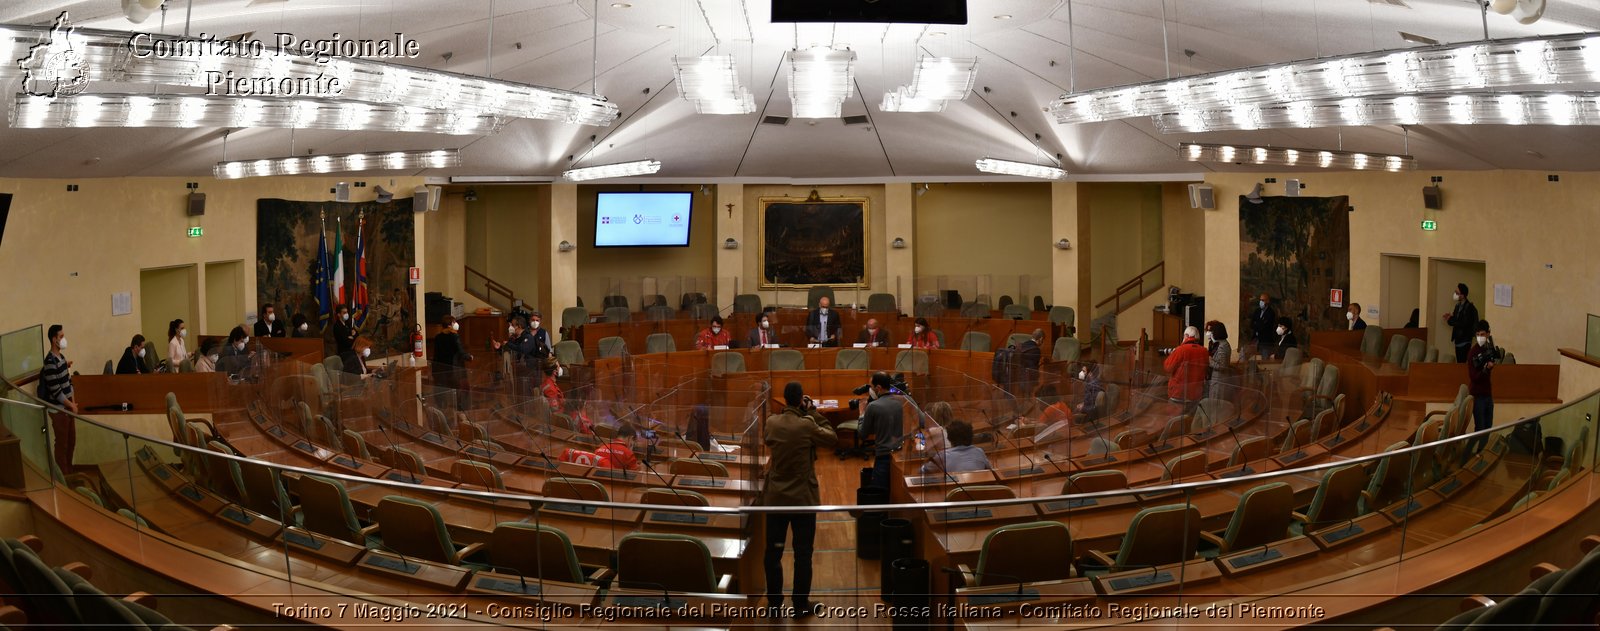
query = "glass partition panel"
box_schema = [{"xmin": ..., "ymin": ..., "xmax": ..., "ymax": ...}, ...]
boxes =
[
  {"xmin": 0, "ymin": 324, "xmax": 44, "ymax": 383},
  {"xmin": 1587, "ymin": 313, "xmax": 1600, "ymax": 360}
]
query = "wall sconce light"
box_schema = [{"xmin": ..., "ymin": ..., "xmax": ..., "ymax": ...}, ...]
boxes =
[
  {"xmin": 558, "ymin": 240, "xmax": 576, "ymax": 252},
  {"xmin": 1054, "ymin": 238, "xmax": 1072, "ymax": 250},
  {"xmin": 891, "ymin": 237, "xmax": 907, "ymax": 249},
  {"xmin": 723, "ymin": 237, "xmax": 739, "ymax": 249}
]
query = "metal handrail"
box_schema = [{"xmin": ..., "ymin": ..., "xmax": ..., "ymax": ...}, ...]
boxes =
[{"xmin": 1094, "ymin": 261, "xmax": 1166, "ymax": 313}]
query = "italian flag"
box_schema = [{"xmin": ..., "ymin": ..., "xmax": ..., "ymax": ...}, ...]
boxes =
[{"xmin": 331, "ymin": 219, "xmax": 346, "ymax": 305}]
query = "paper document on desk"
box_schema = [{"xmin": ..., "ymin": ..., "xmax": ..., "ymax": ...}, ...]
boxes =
[{"xmin": 710, "ymin": 438, "xmax": 739, "ymax": 453}]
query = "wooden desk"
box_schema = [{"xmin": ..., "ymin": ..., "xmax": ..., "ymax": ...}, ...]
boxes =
[{"xmin": 73, "ymin": 372, "xmax": 228, "ymax": 413}]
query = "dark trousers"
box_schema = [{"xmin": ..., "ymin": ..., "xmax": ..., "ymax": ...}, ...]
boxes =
[
  {"xmin": 1455, "ymin": 343, "xmax": 1470, "ymax": 363},
  {"xmin": 764, "ymin": 512, "xmax": 818, "ymax": 607},
  {"xmin": 1465, "ymin": 395, "xmax": 1495, "ymax": 458},
  {"xmin": 872, "ymin": 454, "xmax": 893, "ymax": 489},
  {"xmin": 49, "ymin": 411, "xmax": 76, "ymax": 475}
]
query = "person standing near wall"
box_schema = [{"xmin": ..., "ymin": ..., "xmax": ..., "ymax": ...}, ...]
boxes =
[
  {"xmin": 1444, "ymin": 283, "xmax": 1479, "ymax": 363},
  {"xmin": 1248, "ymin": 293, "xmax": 1277, "ymax": 358},
  {"xmin": 40, "ymin": 324, "xmax": 78, "ymax": 475},
  {"xmin": 167, "ymin": 319, "xmax": 188, "ymax": 373},
  {"xmin": 761, "ymin": 382, "xmax": 836, "ymax": 618},
  {"xmin": 1465, "ymin": 320, "xmax": 1498, "ymax": 458},
  {"xmin": 1204, "ymin": 321, "xmax": 1233, "ymax": 400}
]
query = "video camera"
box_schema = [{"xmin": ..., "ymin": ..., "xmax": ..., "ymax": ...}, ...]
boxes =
[
  {"xmin": 848, "ymin": 373, "xmax": 910, "ymax": 410},
  {"xmin": 1470, "ymin": 342, "xmax": 1505, "ymax": 371}
]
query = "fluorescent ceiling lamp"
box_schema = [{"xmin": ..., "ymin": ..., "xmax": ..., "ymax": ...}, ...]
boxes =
[
  {"xmin": 562, "ymin": 159, "xmax": 662, "ymax": 181},
  {"xmin": 788, "ymin": 47, "xmax": 856, "ymax": 118},
  {"xmin": 906, "ymin": 56, "xmax": 977, "ymax": 101},
  {"xmin": 4, "ymin": 24, "xmax": 619, "ymax": 126},
  {"xmin": 694, "ymin": 89, "xmax": 756, "ymax": 114},
  {"xmin": 696, "ymin": 0, "xmax": 752, "ymax": 42},
  {"xmin": 880, "ymin": 86, "xmax": 947, "ymax": 113},
  {"xmin": 215, "ymin": 148, "xmax": 461, "ymax": 179},
  {"xmin": 672, "ymin": 55, "xmax": 756, "ymax": 114},
  {"xmin": 1152, "ymin": 91, "xmax": 1600, "ymax": 132},
  {"xmin": 974, "ymin": 157, "xmax": 1067, "ymax": 180},
  {"xmin": 1180, "ymin": 142, "xmax": 1413, "ymax": 171},
  {"xmin": 1047, "ymin": 32, "xmax": 1600, "ymax": 124},
  {"xmin": 10, "ymin": 93, "xmax": 506, "ymax": 134}
]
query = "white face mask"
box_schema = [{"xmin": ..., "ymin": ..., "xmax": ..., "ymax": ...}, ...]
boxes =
[
  {"xmin": 711, "ymin": 326, "xmax": 721, "ymax": 334},
  {"xmin": 209, "ymin": 354, "xmax": 220, "ymax": 362},
  {"xmin": 137, "ymin": 347, "xmax": 146, "ymax": 358},
  {"xmin": 914, "ymin": 325, "xmax": 925, "ymax": 334},
  {"xmin": 266, "ymin": 313, "xmax": 275, "ymax": 322},
  {"xmin": 1347, "ymin": 312, "xmax": 1355, "ymax": 321},
  {"xmin": 868, "ymin": 327, "xmax": 878, "ymax": 334},
  {"xmin": 1276, "ymin": 326, "xmax": 1287, "ymax": 336},
  {"xmin": 760, "ymin": 320, "xmax": 770, "ymax": 329},
  {"xmin": 299, "ymin": 323, "xmax": 309, "ymax": 332},
  {"xmin": 341, "ymin": 313, "xmax": 350, "ymax": 322},
  {"xmin": 531, "ymin": 320, "xmax": 541, "ymax": 329},
  {"xmin": 1204, "ymin": 331, "xmax": 1214, "ymax": 343},
  {"xmin": 235, "ymin": 342, "xmax": 246, "ymax": 351},
  {"xmin": 819, "ymin": 307, "xmax": 828, "ymax": 315},
  {"xmin": 57, "ymin": 338, "xmax": 67, "ymax": 350},
  {"xmin": 1452, "ymin": 293, "xmax": 1460, "ymax": 301},
  {"xmin": 555, "ymin": 367, "xmax": 565, "ymax": 378},
  {"xmin": 507, "ymin": 325, "xmax": 517, "ymax": 335},
  {"xmin": 1079, "ymin": 370, "xmax": 1087, "ymax": 380},
  {"xmin": 1476, "ymin": 335, "xmax": 1488, "ymax": 346},
  {"xmin": 179, "ymin": 328, "xmax": 188, "ymax": 338},
  {"xmin": 450, "ymin": 322, "xmax": 460, "ymax": 331},
  {"xmin": 1259, "ymin": 300, "xmax": 1267, "ymax": 309},
  {"xmin": 362, "ymin": 347, "xmax": 371, "ymax": 358}
]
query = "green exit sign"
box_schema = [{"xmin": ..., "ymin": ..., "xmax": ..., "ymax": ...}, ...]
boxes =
[
  {"xmin": 187, "ymin": 226, "xmax": 204, "ymax": 238},
  {"xmin": 1420, "ymin": 220, "xmax": 1437, "ymax": 231}
]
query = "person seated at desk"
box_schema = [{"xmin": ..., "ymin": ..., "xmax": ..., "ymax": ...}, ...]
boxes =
[
  {"xmin": 217, "ymin": 327, "xmax": 254, "ymax": 376},
  {"xmin": 167, "ymin": 319, "xmax": 188, "ymax": 373},
  {"xmin": 540, "ymin": 356, "xmax": 565, "ymax": 411},
  {"xmin": 597, "ymin": 422, "xmax": 640, "ymax": 470},
  {"xmin": 806, "ymin": 296, "xmax": 842, "ymax": 347},
  {"xmin": 565, "ymin": 396, "xmax": 596, "ymax": 435},
  {"xmin": 1266, "ymin": 316, "xmax": 1298, "ymax": 360},
  {"xmin": 905, "ymin": 317, "xmax": 939, "ymax": 349},
  {"xmin": 1036, "ymin": 383, "xmax": 1074, "ymax": 426},
  {"xmin": 192, "ymin": 339, "xmax": 220, "ymax": 373},
  {"xmin": 684, "ymin": 403, "xmax": 712, "ymax": 450},
  {"xmin": 748, "ymin": 312, "xmax": 779, "ymax": 348},
  {"xmin": 254, "ymin": 302, "xmax": 286, "ymax": 338},
  {"xmin": 115, "ymin": 334, "xmax": 150, "ymax": 374},
  {"xmin": 855, "ymin": 318, "xmax": 890, "ymax": 348},
  {"xmin": 290, "ymin": 313, "xmax": 314, "ymax": 338},
  {"xmin": 920, "ymin": 420, "xmax": 989, "ymax": 474},
  {"xmin": 695, "ymin": 315, "xmax": 732, "ymax": 349},
  {"xmin": 1074, "ymin": 362, "xmax": 1104, "ymax": 420},
  {"xmin": 342, "ymin": 341, "xmax": 388, "ymax": 380}
]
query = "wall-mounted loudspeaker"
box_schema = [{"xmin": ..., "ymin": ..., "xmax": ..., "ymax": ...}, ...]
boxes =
[
  {"xmin": 186, "ymin": 192, "xmax": 206, "ymax": 216},
  {"xmin": 412, "ymin": 185, "xmax": 442, "ymax": 212},
  {"xmin": 1285, "ymin": 179, "xmax": 1302, "ymax": 197},
  {"xmin": 1422, "ymin": 185, "xmax": 1442, "ymax": 210},
  {"xmin": 334, "ymin": 182, "xmax": 350, "ymax": 202},
  {"xmin": 1187, "ymin": 183, "xmax": 1215, "ymax": 209}
]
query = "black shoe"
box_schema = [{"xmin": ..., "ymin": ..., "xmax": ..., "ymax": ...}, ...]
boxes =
[{"xmin": 792, "ymin": 602, "xmax": 816, "ymax": 618}]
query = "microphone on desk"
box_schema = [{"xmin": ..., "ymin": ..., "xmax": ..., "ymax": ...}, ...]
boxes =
[
  {"xmin": 675, "ymin": 431, "xmax": 721, "ymax": 479},
  {"xmin": 939, "ymin": 565, "xmax": 1031, "ymax": 598},
  {"xmin": 1223, "ymin": 422, "xmax": 1252, "ymax": 475},
  {"xmin": 473, "ymin": 561, "xmax": 534, "ymax": 594},
  {"xmin": 640, "ymin": 454, "xmax": 692, "ymax": 504},
  {"xmin": 373, "ymin": 420, "xmax": 420, "ymax": 484},
  {"xmin": 366, "ymin": 538, "xmax": 420, "ymax": 575},
  {"xmin": 614, "ymin": 578, "xmax": 675, "ymax": 607}
]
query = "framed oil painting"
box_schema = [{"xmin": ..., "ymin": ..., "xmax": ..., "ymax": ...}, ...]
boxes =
[{"xmin": 757, "ymin": 193, "xmax": 869, "ymax": 289}]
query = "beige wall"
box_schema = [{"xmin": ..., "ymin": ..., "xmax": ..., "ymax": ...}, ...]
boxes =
[
  {"xmin": 465, "ymin": 185, "xmax": 545, "ymax": 306},
  {"xmin": 204, "ymin": 260, "xmax": 245, "ymax": 337},
  {"xmin": 1428, "ymin": 258, "xmax": 1486, "ymax": 357},
  {"xmin": 742, "ymin": 184, "xmax": 887, "ymax": 308},
  {"xmin": 0, "ymin": 175, "xmax": 421, "ymax": 371},
  {"xmin": 1380, "ymin": 255, "xmax": 1422, "ymax": 329},
  {"xmin": 137, "ymin": 266, "xmax": 196, "ymax": 360},
  {"xmin": 576, "ymin": 184, "xmax": 716, "ymax": 310},
  {"xmin": 1086, "ymin": 183, "xmax": 1164, "ymax": 310},
  {"xmin": 914, "ymin": 182, "xmax": 1052, "ymax": 307},
  {"xmin": 1160, "ymin": 182, "xmax": 1206, "ymax": 294},
  {"xmin": 1204, "ymin": 170, "xmax": 1600, "ymax": 365}
]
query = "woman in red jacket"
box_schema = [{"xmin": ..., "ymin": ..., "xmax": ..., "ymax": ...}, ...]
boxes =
[{"xmin": 1163, "ymin": 326, "xmax": 1210, "ymax": 404}]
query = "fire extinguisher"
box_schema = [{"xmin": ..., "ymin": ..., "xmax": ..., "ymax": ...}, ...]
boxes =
[{"xmin": 412, "ymin": 324, "xmax": 424, "ymax": 358}]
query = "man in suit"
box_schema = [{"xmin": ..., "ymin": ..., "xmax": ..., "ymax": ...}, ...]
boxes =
[
  {"xmin": 761, "ymin": 382, "xmax": 836, "ymax": 618},
  {"xmin": 854, "ymin": 318, "xmax": 890, "ymax": 347},
  {"xmin": 115, "ymin": 334, "xmax": 149, "ymax": 374},
  {"xmin": 1347, "ymin": 303, "xmax": 1368, "ymax": 330},
  {"xmin": 254, "ymin": 303, "xmax": 287, "ymax": 338},
  {"xmin": 1248, "ymin": 292, "xmax": 1277, "ymax": 358},
  {"xmin": 331, "ymin": 304, "xmax": 359, "ymax": 357},
  {"xmin": 748, "ymin": 311, "xmax": 779, "ymax": 348},
  {"xmin": 805, "ymin": 296, "xmax": 841, "ymax": 347},
  {"xmin": 493, "ymin": 315, "xmax": 541, "ymax": 397},
  {"xmin": 1444, "ymin": 283, "xmax": 1479, "ymax": 363}
]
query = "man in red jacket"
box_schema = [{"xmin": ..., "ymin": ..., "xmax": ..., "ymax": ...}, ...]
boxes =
[{"xmin": 1163, "ymin": 326, "xmax": 1210, "ymax": 405}]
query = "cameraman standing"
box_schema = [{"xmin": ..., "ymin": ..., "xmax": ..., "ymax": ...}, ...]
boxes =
[
  {"xmin": 762, "ymin": 382, "xmax": 836, "ymax": 617},
  {"xmin": 863, "ymin": 372, "xmax": 905, "ymax": 489},
  {"xmin": 1465, "ymin": 320, "xmax": 1498, "ymax": 458}
]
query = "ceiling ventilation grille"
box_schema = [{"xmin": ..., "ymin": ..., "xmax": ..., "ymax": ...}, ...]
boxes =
[
  {"xmin": 842, "ymin": 115, "xmax": 870, "ymax": 125},
  {"xmin": 761, "ymin": 115, "xmax": 790, "ymax": 126}
]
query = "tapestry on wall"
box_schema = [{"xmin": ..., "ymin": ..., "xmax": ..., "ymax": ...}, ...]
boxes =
[
  {"xmin": 1238, "ymin": 195, "xmax": 1351, "ymax": 347},
  {"xmin": 256, "ymin": 198, "xmax": 416, "ymax": 353},
  {"xmin": 758, "ymin": 194, "xmax": 869, "ymax": 288}
]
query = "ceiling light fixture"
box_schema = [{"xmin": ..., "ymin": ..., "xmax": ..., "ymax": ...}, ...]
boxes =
[
  {"xmin": 881, "ymin": 57, "xmax": 977, "ymax": 112},
  {"xmin": 1180, "ymin": 142, "xmax": 1414, "ymax": 171},
  {"xmin": 696, "ymin": 0, "xmax": 754, "ymax": 42},
  {"xmin": 1047, "ymin": 32, "xmax": 1600, "ymax": 125},
  {"xmin": 788, "ymin": 47, "xmax": 857, "ymax": 118},
  {"xmin": 994, "ymin": 14, "xmax": 1013, "ymax": 20},
  {"xmin": 11, "ymin": 93, "xmax": 507, "ymax": 134},
  {"xmin": 611, "ymin": 3, "xmax": 631, "ymax": 7},
  {"xmin": 562, "ymin": 159, "xmax": 662, "ymax": 181},
  {"xmin": 673, "ymin": 55, "xmax": 756, "ymax": 114},
  {"xmin": 1152, "ymin": 91, "xmax": 1600, "ymax": 132},
  {"xmin": 657, "ymin": 24, "xmax": 675, "ymax": 29},
  {"xmin": 975, "ymin": 157, "xmax": 1067, "ymax": 180},
  {"xmin": 214, "ymin": 149, "xmax": 461, "ymax": 179},
  {"xmin": 5, "ymin": 23, "xmax": 620, "ymax": 127}
]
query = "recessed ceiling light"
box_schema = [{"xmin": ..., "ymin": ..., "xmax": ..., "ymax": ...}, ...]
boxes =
[
  {"xmin": 611, "ymin": 2, "xmax": 631, "ymax": 7},
  {"xmin": 994, "ymin": 14, "xmax": 1013, "ymax": 20},
  {"xmin": 928, "ymin": 31, "xmax": 946, "ymax": 37},
  {"xmin": 656, "ymin": 24, "xmax": 674, "ymax": 29}
]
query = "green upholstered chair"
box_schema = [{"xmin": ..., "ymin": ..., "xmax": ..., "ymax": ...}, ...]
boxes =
[
  {"xmin": 834, "ymin": 348, "xmax": 869, "ymax": 369},
  {"xmin": 1002, "ymin": 304, "xmax": 1030, "ymax": 320},
  {"xmin": 1161, "ymin": 451, "xmax": 1208, "ymax": 481},
  {"xmin": 603, "ymin": 307, "xmax": 631, "ymax": 323},
  {"xmin": 1359, "ymin": 441, "xmax": 1414, "ymax": 514},
  {"xmin": 669, "ymin": 459, "xmax": 728, "ymax": 477},
  {"xmin": 960, "ymin": 521, "xmax": 1074, "ymax": 587},
  {"xmin": 867, "ymin": 293, "xmax": 897, "ymax": 312},
  {"xmin": 1201, "ymin": 482, "xmax": 1295, "ymax": 555},
  {"xmin": 638, "ymin": 487, "xmax": 709, "ymax": 507},
  {"xmin": 1292, "ymin": 464, "xmax": 1368, "ymax": 535},
  {"xmin": 341, "ymin": 429, "xmax": 372, "ymax": 459},
  {"xmin": 732, "ymin": 294, "xmax": 762, "ymax": 314},
  {"xmin": 617, "ymin": 533, "xmax": 731, "ymax": 593},
  {"xmin": 959, "ymin": 331, "xmax": 991, "ymax": 352},
  {"xmin": 388, "ymin": 446, "xmax": 427, "ymax": 478},
  {"xmin": 561, "ymin": 306, "xmax": 589, "ymax": 331},
  {"xmin": 238, "ymin": 459, "xmax": 294, "ymax": 519},
  {"xmin": 806, "ymin": 286, "xmax": 835, "ymax": 309},
  {"xmin": 767, "ymin": 349, "xmax": 805, "ymax": 371},
  {"xmin": 945, "ymin": 485, "xmax": 1015, "ymax": 502},
  {"xmin": 367, "ymin": 495, "xmax": 481, "ymax": 565},
  {"xmin": 467, "ymin": 522, "xmax": 612, "ymax": 585},
  {"xmin": 116, "ymin": 508, "xmax": 150, "ymax": 529},
  {"xmin": 1052, "ymin": 337, "xmax": 1081, "ymax": 362},
  {"xmin": 293, "ymin": 475, "xmax": 365, "ymax": 544},
  {"xmin": 73, "ymin": 486, "xmax": 104, "ymax": 508},
  {"xmin": 710, "ymin": 352, "xmax": 746, "ymax": 376},
  {"xmin": 1062, "ymin": 470, "xmax": 1126, "ymax": 494},
  {"xmin": 554, "ymin": 340, "xmax": 586, "ymax": 365},
  {"xmin": 542, "ymin": 476, "xmax": 609, "ymax": 502},
  {"xmin": 1048, "ymin": 306, "xmax": 1075, "ymax": 328},
  {"xmin": 1279, "ymin": 419, "xmax": 1312, "ymax": 454},
  {"xmin": 451, "ymin": 459, "xmax": 505, "ymax": 490},
  {"xmin": 1226, "ymin": 436, "xmax": 1273, "ymax": 469},
  {"xmin": 597, "ymin": 336, "xmax": 628, "ymax": 358},
  {"xmin": 894, "ymin": 350, "xmax": 929, "ymax": 375},
  {"xmin": 1087, "ymin": 504, "xmax": 1202, "ymax": 570}
]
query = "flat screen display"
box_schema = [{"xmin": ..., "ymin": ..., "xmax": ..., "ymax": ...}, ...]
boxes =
[{"xmin": 594, "ymin": 192, "xmax": 693, "ymax": 247}]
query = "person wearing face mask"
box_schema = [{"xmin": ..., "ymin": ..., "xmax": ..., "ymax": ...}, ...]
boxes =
[
  {"xmin": 1464, "ymin": 320, "xmax": 1499, "ymax": 458},
  {"xmin": 253, "ymin": 303, "xmax": 286, "ymax": 339},
  {"xmin": 905, "ymin": 317, "xmax": 940, "ymax": 349},
  {"xmin": 748, "ymin": 313, "xmax": 779, "ymax": 348},
  {"xmin": 1074, "ymin": 362, "xmax": 1104, "ymax": 421},
  {"xmin": 1204, "ymin": 321, "xmax": 1233, "ymax": 400},
  {"xmin": 1248, "ymin": 292, "xmax": 1277, "ymax": 358},
  {"xmin": 493, "ymin": 315, "xmax": 540, "ymax": 397},
  {"xmin": 1268, "ymin": 317, "xmax": 1298, "ymax": 360},
  {"xmin": 217, "ymin": 326, "xmax": 253, "ymax": 376},
  {"xmin": 41, "ymin": 325, "xmax": 79, "ymax": 473},
  {"xmin": 805, "ymin": 296, "xmax": 842, "ymax": 347},
  {"xmin": 1347, "ymin": 302, "xmax": 1367, "ymax": 330},
  {"xmin": 432, "ymin": 314, "xmax": 473, "ymax": 410},
  {"xmin": 343, "ymin": 340, "xmax": 386, "ymax": 380},
  {"xmin": 116, "ymin": 334, "xmax": 150, "ymax": 375},
  {"xmin": 192, "ymin": 339, "xmax": 220, "ymax": 373},
  {"xmin": 331, "ymin": 305, "xmax": 359, "ymax": 357},
  {"xmin": 1163, "ymin": 326, "xmax": 1210, "ymax": 405},
  {"xmin": 290, "ymin": 313, "xmax": 314, "ymax": 338},
  {"xmin": 540, "ymin": 357, "xmax": 566, "ymax": 411},
  {"xmin": 166, "ymin": 319, "xmax": 189, "ymax": 373},
  {"xmin": 1444, "ymin": 283, "xmax": 1479, "ymax": 363},
  {"xmin": 695, "ymin": 315, "xmax": 732, "ymax": 350},
  {"xmin": 855, "ymin": 318, "xmax": 890, "ymax": 348}
]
